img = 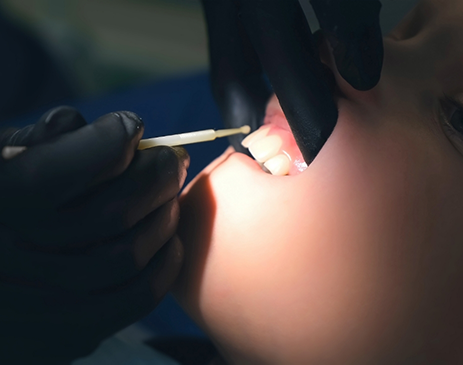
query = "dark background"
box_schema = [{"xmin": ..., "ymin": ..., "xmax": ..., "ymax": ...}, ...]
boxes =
[{"xmin": 0, "ymin": 0, "xmax": 419, "ymax": 109}]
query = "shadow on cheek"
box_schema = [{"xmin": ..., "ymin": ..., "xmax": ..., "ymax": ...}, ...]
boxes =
[{"xmin": 174, "ymin": 174, "xmax": 217, "ymax": 315}]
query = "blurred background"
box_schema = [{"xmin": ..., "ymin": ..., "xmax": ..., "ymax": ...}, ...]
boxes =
[
  {"xmin": 0, "ymin": 0, "xmax": 420, "ymax": 122},
  {"xmin": 1, "ymin": 0, "xmax": 207, "ymax": 102}
]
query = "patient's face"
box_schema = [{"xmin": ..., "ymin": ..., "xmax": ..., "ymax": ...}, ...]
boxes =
[{"xmin": 174, "ymin": 1, "xmax": 463, "ymax": 363}]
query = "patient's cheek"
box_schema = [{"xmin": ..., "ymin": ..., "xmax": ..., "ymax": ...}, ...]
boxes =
[
  {"xmin": 175, "ymin": 109, "xmax": 463, "ymax": 364},
  {"xmin": 174, "ymin": 151, "xmax": 417, "ymax": 363}
]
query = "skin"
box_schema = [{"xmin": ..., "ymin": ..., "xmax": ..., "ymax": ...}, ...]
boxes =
[{"xmin": 174, "ymin": 1, "xmax": 463, "ymax": 363}]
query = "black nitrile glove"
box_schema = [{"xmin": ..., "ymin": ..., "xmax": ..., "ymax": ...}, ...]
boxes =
[
  {"xmin": 310, "ymin": 0, "xmax": 383, "ymax": 91},
  {"xmin": 0, "ymin": 106, "xmax": 189, "ymax": 365},
  {"xmin": 202, "ymin": 0, "xmax": 383, "ymax": 163}
]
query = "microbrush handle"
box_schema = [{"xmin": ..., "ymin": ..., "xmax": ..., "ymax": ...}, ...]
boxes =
[
  {"xmin": 1, "ymin": 126, "xmax": 252, "ymax": 158},
  {"xmin": 138, "ymin": 130, "xmax": 216, "ymax": 149},
  {"xmin": 137, "ymin": 125, "xmax": 250, "ymax": 150}
]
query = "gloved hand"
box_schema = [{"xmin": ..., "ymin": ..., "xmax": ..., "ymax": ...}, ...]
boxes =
[
  {"xmin": 201, "ymin": 0, "xmax": 383, "ymax": 163},
  {"xmin": 0, "ymin": 106, "xmax": 189, "ymax": 365}
]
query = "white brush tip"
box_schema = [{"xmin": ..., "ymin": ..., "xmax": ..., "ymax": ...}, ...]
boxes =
[{"xmin": 240, "ymin": 125, "xmax": 251, "ymax": 135}]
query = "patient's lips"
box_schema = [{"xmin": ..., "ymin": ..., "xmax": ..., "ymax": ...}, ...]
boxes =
[{"xmin": 241, "ymin": 95, "xmax": 307, "ymax": 176}]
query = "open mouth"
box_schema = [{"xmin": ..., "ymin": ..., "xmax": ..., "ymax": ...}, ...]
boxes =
[
  {"xmin": 241, "ymin": 95, "xmax": 307, "ymax": 176},
  {"xmin": 241, "ymin": 34, "xmax": 341, "ymax": 176}
]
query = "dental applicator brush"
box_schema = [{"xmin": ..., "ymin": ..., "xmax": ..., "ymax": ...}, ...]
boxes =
[
  {"xmin": 1, "ymin": 125, "xmax": 252, "ymax": 159},
  {"xmin": 137, "ymin": 125, "xmax": 251, "ymax": 150}
]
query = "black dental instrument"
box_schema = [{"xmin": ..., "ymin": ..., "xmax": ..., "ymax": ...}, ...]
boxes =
[{"xmin": 201, "ymin": 0, "xmax": 383, "ymax": 163}]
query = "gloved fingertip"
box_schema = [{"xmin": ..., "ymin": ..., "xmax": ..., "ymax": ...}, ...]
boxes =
[
  {"xmin": 117, "ymin": 111, "xmax": 144, "ymax": 140},
  {"xmin": 315, "ymin": 0, "xmax": 384, "ymax": 91},
  {"xmin": 335, "ymin": 26, "xmax": 384, "ymax": 91}
]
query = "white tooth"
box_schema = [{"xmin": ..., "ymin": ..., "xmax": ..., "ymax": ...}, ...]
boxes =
[
  {"xmin": 264, "ymin": 154, "xmax": 291, "ymax": 176},
  {"xmin": 241, "ymin": 126, "xmax": 270, "ymax": 148},
  {"xmin": 248, "ymin": 135, "xmax": 282, "ymax": 163}
]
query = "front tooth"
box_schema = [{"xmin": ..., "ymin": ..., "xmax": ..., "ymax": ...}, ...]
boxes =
[
  {"xmin": 248, "ymin": 135, "xmax": 282, "ymax": 163},
  {"xmin": 241, "ymin": 126, "xmax": 270, "ymax": 148},
  {"xmin": 264, "ymin": 154, "xmax": 290, "ymax": 176}
]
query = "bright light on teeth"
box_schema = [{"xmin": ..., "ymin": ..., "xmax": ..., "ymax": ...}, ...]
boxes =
[
  {"xmin": 248, "ymin": 135, "xmax": 282, "ymax": 163},
  {"xmin": 241, "ymin": 128, "xmax": 292, "ymax": 176},
  {"xmin": 264, "ymin": 154, "xmax": 291, "ymax": 176},
  {"xmin": 241, "ymin": 126, "xmax": 270, "ymax": 148}
]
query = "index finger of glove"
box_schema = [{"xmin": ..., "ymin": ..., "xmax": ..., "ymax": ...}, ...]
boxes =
[
  {"xmin": 234, "ymin": 0, "xmax": 338, "ymax": 163},
  {"xmin": 0, "ymin": 111, "xmax": 144, "ymax": 210},
  {"xmin": 310, "ymin": 0, "xmax": 383, "ymax": 91}
]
